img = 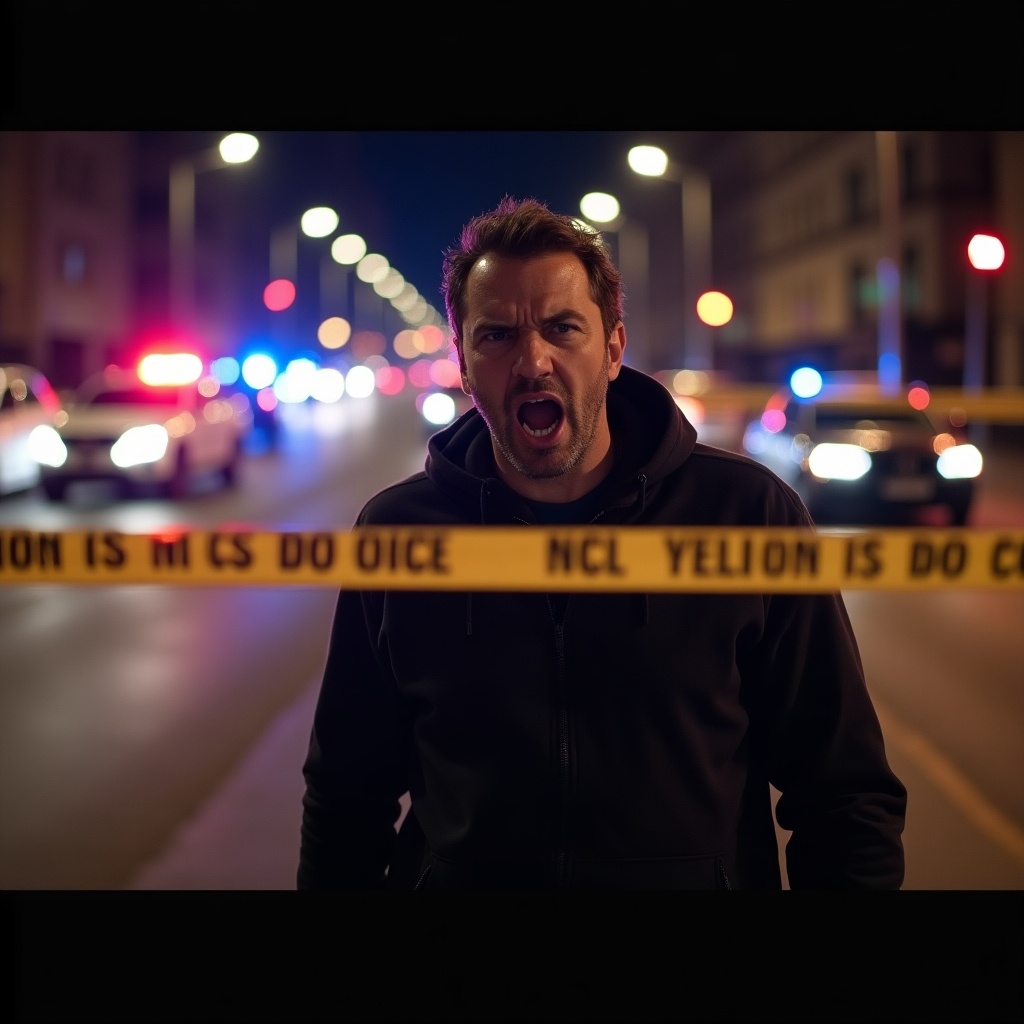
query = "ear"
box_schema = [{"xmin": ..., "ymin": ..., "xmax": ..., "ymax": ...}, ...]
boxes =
[
  {"xmin": 606, "ymin": 322, "xmax": 626, "ymax": 381},
  {"xmin": 455, "ymin": 340, "xmax": 472, "ymax": 395}
]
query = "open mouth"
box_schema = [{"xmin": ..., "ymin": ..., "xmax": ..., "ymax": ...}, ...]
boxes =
[{"xmin": 517, "ymin": 398, "xmax": 563, "ymax": 438}]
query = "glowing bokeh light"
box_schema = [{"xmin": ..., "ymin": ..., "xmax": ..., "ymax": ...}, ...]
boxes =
[
  {"xmin": 430, "ymin": 358, "xmax": 462, "ymax": 389},
  {"xmin": 318, "ymin": 316, "xmax": 352, "ymax": 350},
  {"xmin": 300, "ymin": 207, "xmax": 339, "ymax": 239},
  {"xmin": 789, "ymin": 367, "xmax": 823, "ymax": 399},
  {"xmin": 907, "ymin": 382, "xmax": 930, "ymax": 410},
  {"xmin": 241, "ymin": 353, "xmax": 278, "ymax": 390},
  {"xmin": 696, "ymin": 291, "xmax": 734, "ymax": 327},
  {"xmin": 579, "ymin": 192, "xmax": 620, "ymax": 223},
  {"xmin": 376, "ymin": 365, "xmax": 406, "ymax": 396},
  {"xmin": 421, "ymin": 391, "xmax": 457, "ymax": 426},
  {"xmin": 219, "ymin": 133, "xmax": 259, "ymax": 163},
  {"xmin": 356, "ymin": 253, "xmax": 389, "ymax": 283},
  {"xmin": 211, "ymin": 356, "xmax": 240, "ymax": 385},
  {"xmin": 331, "ymin": 233, "xmax": 367, "ymax": 265},
  {"xmin": 407, "ymin": 359, "xmax": 434, "ymax": 389},
  {"xmin": 628, "ymin": 145, "xmax": 669, "ymax": 177},
  {"xmin": 345, "ymin": 365, "xmax": 376, "ymax": 398},
  {"xmin": 264, "ymin": 279, "xmax": 296, "ymax": 312},
  {"xmin": 311, "ymin": 367, "xmax": 346, "ymax": 403},
  {"xmin": 137, "ymin": 352, "xmax": 203, "ymax": 386},
  {"xmin": 967, "ymin": 233, "xmax": 1005, "ymax": 271}
]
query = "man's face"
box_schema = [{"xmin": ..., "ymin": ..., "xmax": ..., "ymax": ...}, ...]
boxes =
[{"xmin": 457, "ymin": 251, "xmax": 625, "ymax": 501}]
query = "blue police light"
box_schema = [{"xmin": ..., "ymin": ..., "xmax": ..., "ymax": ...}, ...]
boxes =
[
  {"xmin": 790, "ymin": 366, "xmax": 823, "ymax": 399},
  {"xmin": 241, "ymin": 353, "xmax": 278, "ymax": 390}
]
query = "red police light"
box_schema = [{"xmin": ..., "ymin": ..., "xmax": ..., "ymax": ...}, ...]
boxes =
[{"xmin": 967, "ymin": 233, "xmax": 1005, "ymax": 271}]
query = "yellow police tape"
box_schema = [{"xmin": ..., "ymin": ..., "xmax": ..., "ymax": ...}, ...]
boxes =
[{"xmin": 1, "ymin": 526, "xmax": 1023, "ymax": 590}]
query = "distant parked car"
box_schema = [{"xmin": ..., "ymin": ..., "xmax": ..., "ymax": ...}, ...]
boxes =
[
  {"xmin": 0, "ymin": 363, "xmax": 62, "ymax": 496},
  {"xmin": 29, "ymin": 355, "xmax": 253, "ymax": 501},
  {"xmin": 741, "ymin": 375, "xmax": 983, "ymax": 526}
]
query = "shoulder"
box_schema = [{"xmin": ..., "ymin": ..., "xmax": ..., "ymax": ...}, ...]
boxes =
[
  {"xmin": 355, "ymin": 471, "xmax": 436, "ymax": 526},
  {"xmin": 677, "ymin": 443, "xmax": 813, "ymax": 526}
]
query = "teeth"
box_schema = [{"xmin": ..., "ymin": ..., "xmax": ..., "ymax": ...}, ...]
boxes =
[{"xmin": 521, "ymin": 398, "xmax": 558, "ymax": 438}]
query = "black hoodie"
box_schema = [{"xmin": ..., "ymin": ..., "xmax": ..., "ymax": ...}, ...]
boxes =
[{"xmin": 298, "ymin": 367, "xmax": 907, "ymax": 889}]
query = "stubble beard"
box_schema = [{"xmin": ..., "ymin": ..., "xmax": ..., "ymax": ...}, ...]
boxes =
[{"xmin": 481, "ymin": 349, "xmax": 611, "ymax": 481}]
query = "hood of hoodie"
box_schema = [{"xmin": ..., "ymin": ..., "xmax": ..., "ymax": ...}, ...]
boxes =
[{"xmin": 424, "ymin": 366, "xmax": 698, "ymax": 524}]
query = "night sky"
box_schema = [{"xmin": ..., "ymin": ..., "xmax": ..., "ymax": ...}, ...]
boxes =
[{"xmin": 234, "ymin": 130, "xmax": 683, "ymax": 332}]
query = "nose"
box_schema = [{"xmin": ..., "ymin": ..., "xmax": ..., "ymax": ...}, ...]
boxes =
[{"xmin": 513, "ymin": 332, "xmax": 552, "ymax": 380}]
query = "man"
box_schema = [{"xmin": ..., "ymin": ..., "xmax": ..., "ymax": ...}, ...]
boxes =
[{"xmin": 298, "ymin": 195, "xmax": 907, "ymax": 889}]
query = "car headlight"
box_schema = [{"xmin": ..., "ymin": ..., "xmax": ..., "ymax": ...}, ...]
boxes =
[
  {"xmin": 28, "ymin": 424, "xmax": 68, "ymax": 467},
  {"xmin": 110, "ymin": 424, "xmax": 169, "ymax": 468},
  {"xmin": 937, "ymin": 443, "xmax": 983, "ymax": 480},
  {"xmin": 806, "ymin": 442, "xmax": 872, "ymax": 481}
]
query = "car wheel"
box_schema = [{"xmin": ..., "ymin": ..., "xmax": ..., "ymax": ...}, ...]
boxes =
[{"xmin": 42, "ymin": 478, "xmax": 66, "ymax": 502}]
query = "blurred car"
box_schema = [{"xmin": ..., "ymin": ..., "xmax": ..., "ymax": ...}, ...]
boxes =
[
  {"xmin": 741, "ymin": 376, "xmax": 983, "ymax": 526},
  {"xmin": 29, "ymin": 356, "xmax": 253, "ymax": 501},
  {"xmin": 0, "ymin": 363, "xmax": 62, "ymax": 496}
]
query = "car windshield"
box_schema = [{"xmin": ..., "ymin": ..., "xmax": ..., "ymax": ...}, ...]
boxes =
[{"xmin": 83, "ymin": 388, "xmax": 182, "ymax": 407}]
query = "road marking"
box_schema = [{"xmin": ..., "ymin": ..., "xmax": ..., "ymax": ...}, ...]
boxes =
[{"xmin": 874, "ymin": 699, "xmax": 1024, "ymax": 868}]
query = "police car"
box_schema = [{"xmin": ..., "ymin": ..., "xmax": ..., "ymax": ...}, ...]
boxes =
[
  {"xmin": 741, "ymin": 370, "xmax": 983, "ymax": 526},
  {"xmin": 29, "ymin": 354, "xmax": 253, "ymax": 501}
]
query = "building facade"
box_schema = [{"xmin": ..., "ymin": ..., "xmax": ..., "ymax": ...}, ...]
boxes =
[
  {"xmin": 677, "ymin": 130, "xmax": 1023, "ymax": 388},
  {"xmin": 0, "ymin": 130, "xmax": 252, "ymax": 393}
]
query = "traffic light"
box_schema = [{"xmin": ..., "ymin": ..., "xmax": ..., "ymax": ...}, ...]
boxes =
[{"xmin": 967, "ymin": 233, "xmax": 1006, "ymax": 272}]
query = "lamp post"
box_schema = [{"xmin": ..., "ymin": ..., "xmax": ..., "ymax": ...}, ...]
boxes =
[
  {"xmin": 168, "ymin": 132, "xmax": 258, "ymax": 337},
  {"xmin": 964, "ymin": 232, "xmax": 1006, "ymax": 392},
  {"xmin": 267, "ymin": 206, "xmax": 340, "ymax": 349},
  {"xmin": 579, "ymin": 192, "xmax": 652, "ymax": 372},
  {"xmin": 329, "ymin": 232, "xmax": 367, "ymax": 328},
  {"xmin": 628, "ymin": 144, "xmax": 713, "ymax": 371}
]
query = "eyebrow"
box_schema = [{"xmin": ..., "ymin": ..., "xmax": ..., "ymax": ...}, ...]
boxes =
[{"xmin": 473, "ymin": 308, "xmax": 587, "ymax": 333}]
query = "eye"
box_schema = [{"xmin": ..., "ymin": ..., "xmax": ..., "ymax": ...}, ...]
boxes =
[
  {"xmin": 479, "ymin": 328, "xmax": 512, "ymax": 344},
  {"xmin": 550, "ymin": 322, "xmax": 580, "ymax": 338}
]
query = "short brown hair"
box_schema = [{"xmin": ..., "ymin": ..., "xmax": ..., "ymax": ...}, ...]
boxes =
[{"xmin": 441, "ymin": 196, "xmax": 625, "ymax": 343}]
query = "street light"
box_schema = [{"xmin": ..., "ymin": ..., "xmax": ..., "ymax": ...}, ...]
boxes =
[
  {"xmin": 964, "ymin": 232, "xmax": 1006, "ymax": 392},
  {"xmin": 169, "ymin": 132, "xmax": 258, "ymax": 337},
  {"xmin": 579, "ymin": 192, "xmax": 652, "ymax": 372},
  {"xmin": 267, "ymin": 206, "xmax": 340, "ymax": 349},
  {"xmin": 628, "ymin": 144, "xmax": 713, "ymax": 371}
]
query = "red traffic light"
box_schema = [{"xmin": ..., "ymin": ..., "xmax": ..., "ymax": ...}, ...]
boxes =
[{"xmin": 967, "ymin": 233, "xmax": 1005, "ymax": 271}]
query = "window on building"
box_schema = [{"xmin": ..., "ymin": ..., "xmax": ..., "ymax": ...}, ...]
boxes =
[{"xmin": 845, "ymin": 167, "xmax": 866, "ymax": 224}]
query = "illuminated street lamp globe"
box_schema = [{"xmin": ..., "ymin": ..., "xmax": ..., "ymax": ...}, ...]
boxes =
[
  {"xmin": 301, "ymin": 207, "xmax": 340, "ymax": 239},
  {"xmin": 627, "ymin": 145, "xmax": 669, "ymax": 177},
  {"xmin": 218, "ymin": 133, "xmax": 259, "ymax": 164}
]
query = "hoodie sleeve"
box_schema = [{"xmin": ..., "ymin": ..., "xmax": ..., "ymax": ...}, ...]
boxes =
[
  {"xmin": 297, "ymin": 585, "xmax": 412, "ymax": 889},
  {"xmin": 755, "ymin": 584, "xmax": 907, "ymax": 889}
]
